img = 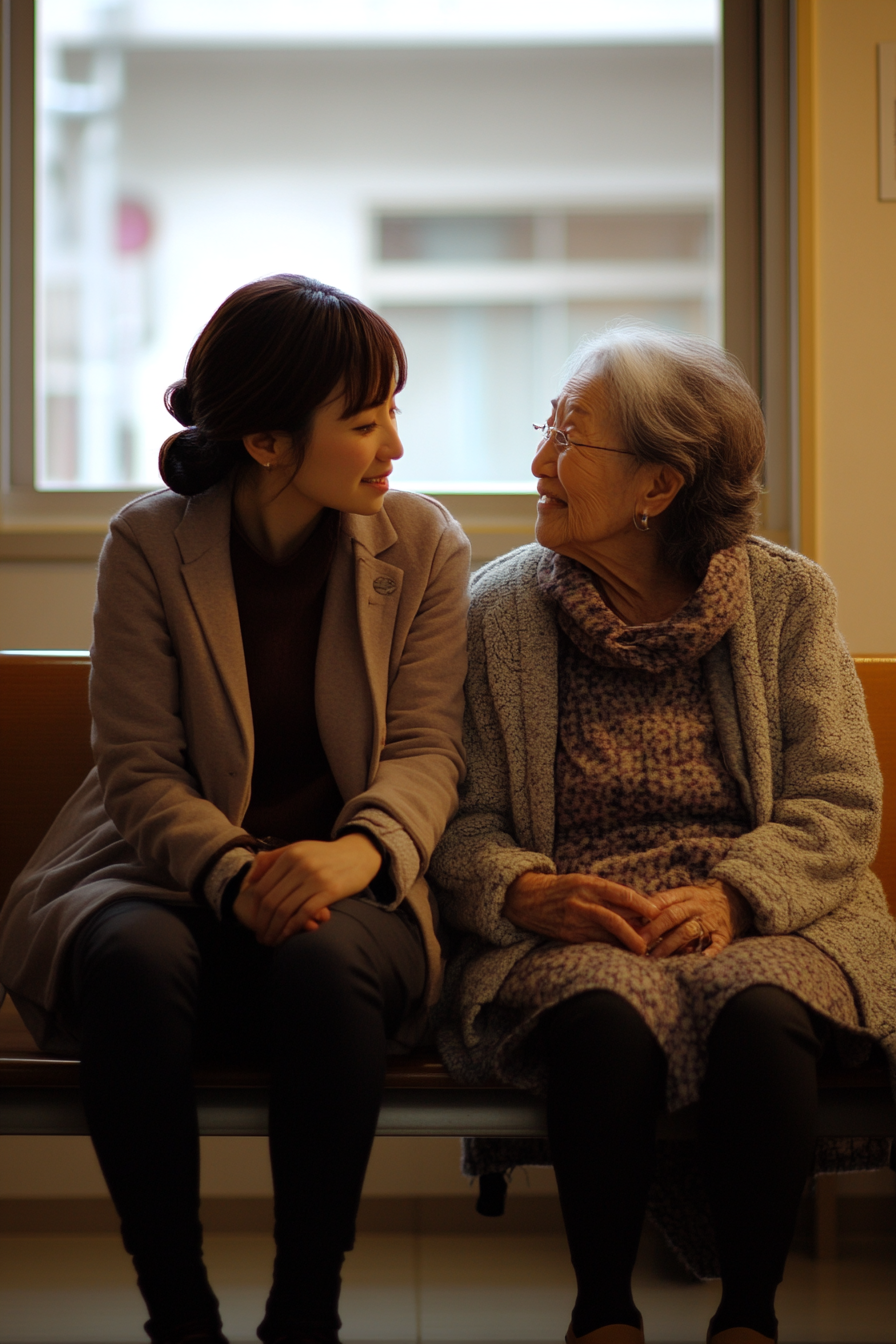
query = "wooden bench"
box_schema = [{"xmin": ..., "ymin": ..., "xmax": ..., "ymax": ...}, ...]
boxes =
[{"xmin": 2, "ymin": 651, "xmax": 895, "ymax": 1148}]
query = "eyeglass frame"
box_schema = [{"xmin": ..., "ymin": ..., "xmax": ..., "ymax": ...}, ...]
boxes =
[{"xmin": 533, "ymin": 423, "xmax": 636, "ymax": 457}]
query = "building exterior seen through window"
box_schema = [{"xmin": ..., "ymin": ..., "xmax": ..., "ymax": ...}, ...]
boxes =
[{"xmin": 36, "ymin": 0, "xmax": 720, "ymax": 492}]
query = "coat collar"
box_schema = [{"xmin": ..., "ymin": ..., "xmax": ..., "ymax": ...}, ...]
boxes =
[
  {"xmin": 173, "ymin": 477, "xmax": 234, "ymax": 565},
  {"xmin": 339, "ymin": 501, "xmax": 399, "ymax": 558}
]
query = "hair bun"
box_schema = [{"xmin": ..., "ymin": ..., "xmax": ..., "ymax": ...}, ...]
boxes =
[
  {"xmin": 164, "ymin": 379, "xmax": 194, "ymax": 427},
  {"xmin": 158, "ymin": 426, "xmax": 237, "ymax": 496}
]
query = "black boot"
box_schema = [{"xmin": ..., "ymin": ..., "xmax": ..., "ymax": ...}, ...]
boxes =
[{"xmin": 257, "ymin": 1247, "xmax": 344, "ymax": 1344}]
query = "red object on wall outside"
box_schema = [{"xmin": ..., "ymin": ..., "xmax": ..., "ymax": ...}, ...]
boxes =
[{"xmin": 117, "ymin": 199, "xmax": 152, "ymax": 254}]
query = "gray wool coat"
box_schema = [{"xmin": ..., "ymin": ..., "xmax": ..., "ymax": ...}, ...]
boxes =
[
  {"xmin": 429, "ymin": 537, "xmax": 896, "ymax": 1091},
  {"xmin": 0, "ymin": 481, "xmax": 470, "ymax": 1050}
]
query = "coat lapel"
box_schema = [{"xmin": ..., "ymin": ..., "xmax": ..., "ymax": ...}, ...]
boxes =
[
  {"xmin": 317, "ymin": 509, "xmax": 402, "ymax": 797},
  {"xmin": 174, "ymin": 481, "xmax": 253, "ymax": 762},
  {"xmin": 720, "ymin": 584, "xmax": 776, "ymax": 826},
  {"xmin": 512, "ymin": 550, "xmax": 559, "ymax": 856},
  {"xmin": 703, "ymin": 636, "xmax": 755, "ymax": 822}
]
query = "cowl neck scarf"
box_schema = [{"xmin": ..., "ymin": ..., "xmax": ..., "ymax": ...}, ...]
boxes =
[{"xmin": 536, "ymin": 544, "xmax": 749, "ymax": 673}]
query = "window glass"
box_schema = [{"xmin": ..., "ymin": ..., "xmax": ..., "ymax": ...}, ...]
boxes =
[{"xmin": 36, "ymin": 0, "xmax": 720, "ymax": 492}]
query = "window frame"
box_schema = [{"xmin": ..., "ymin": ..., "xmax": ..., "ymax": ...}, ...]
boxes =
[
  {"xmin": 0, "ymin": 0, "xmax": 797, "ymax": 563},
  {"xmin": 723, "ymin": 0, "xmax": 797, "ymax": 553}
]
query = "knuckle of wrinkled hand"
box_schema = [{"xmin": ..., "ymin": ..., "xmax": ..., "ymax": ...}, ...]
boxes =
[{"xmin": 561, "ymin": 914, "xmax": 580, "ymax": 942}]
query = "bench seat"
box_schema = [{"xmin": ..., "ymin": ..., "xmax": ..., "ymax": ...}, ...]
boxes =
[
  {"xmin": 1, "ymin": 652, "xmax": 894, "ymax": 1149},
  {"xmin": 2, "ymin": 998, "xmax": 893, "ymax": 1141}
]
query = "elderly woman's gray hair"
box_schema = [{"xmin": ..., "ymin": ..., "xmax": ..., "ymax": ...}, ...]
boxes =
[{"xmin": 565, "ymin": 325, "xmax": 765, "ymax": 578}]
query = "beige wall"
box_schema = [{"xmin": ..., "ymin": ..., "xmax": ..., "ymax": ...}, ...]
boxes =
[
  {"xmin": 0, "ymin": 563, "xmax": 96, "ymax": 650},
  {"xmin": 801, "ymin": 0, "xmax": 896, "ymax": 652},
  {"xmin": 0, "ymin": 1135, "xmax": 557, "ymax": 1201}
]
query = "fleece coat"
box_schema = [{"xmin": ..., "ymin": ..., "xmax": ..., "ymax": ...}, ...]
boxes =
[{"xmin": 429, "ymin": 537, "xmax": 896, "ymax": 1091}]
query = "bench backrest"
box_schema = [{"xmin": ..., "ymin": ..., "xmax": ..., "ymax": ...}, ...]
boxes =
[
  {"xmin": 1, "ymin": 651, "xmax": 895, "ymax": 916},
  {"xmin": 854, "ymin": 657, "xmax": 896, "ymax": 914}
]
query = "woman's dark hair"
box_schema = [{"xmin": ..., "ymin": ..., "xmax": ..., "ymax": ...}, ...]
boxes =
[
  {"xmin": 563, "ymin": 324, "xmax": 766, "ymax": 579},
  {"xmin": 159, "ymin": 274, "xmax": 407, "ymax": 496}
]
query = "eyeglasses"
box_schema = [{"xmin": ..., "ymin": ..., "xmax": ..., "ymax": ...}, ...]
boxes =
[{"xmin": 533, "ymin": 423, "xmax": 636, "ymax": 456}]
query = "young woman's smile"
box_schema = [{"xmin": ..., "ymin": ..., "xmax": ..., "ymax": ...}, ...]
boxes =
[
  {"xmin": 292, "ymin": 391, "xmax": 403, "ymax": 515},
  {"xmin": 236, "ymin": 391, "xmax": 403, "ymax": 561}
]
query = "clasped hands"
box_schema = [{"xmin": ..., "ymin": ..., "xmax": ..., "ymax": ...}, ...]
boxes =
[
  {"xmin": 503, "ymin": 870, "xmax": 752, "ymax": 959},
  {"xmin": 232, "ymin": 833, "xmax": 382, "ymax": 946}
]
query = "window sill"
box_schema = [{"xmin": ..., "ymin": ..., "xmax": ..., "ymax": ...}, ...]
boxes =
[{"xmin": 0, "ymin": 490, "xmax": 538, "ymax": 565}]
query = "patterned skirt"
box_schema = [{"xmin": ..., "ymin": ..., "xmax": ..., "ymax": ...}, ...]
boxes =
[{"xmin": 480, "ymin": 932, "xmax": 869, "ymax": 1110}]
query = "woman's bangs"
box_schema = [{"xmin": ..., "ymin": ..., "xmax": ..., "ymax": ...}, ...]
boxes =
[{"xmin": 339, "ymin": 310, "xmax": 407, "ymax": 418}]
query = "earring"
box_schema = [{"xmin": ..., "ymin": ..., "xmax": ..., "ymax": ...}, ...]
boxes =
[
  {"xmin": 263, "ymin": 461, "xmax": 273, "ymax": 470},
  {"xmin": 633, "ymin": 508, "xmax": 650, "ymax": 532}
]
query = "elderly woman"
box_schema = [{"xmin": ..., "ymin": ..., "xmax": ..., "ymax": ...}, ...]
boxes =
[{"xmin": 430, "ymin": 327, "xmax": 896, "ymax": 1344}]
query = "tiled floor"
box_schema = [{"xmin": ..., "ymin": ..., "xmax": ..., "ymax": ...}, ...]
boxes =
[{"xmin": 1, "ymin": 1227, "xmax": 894, "ymax": 1344}]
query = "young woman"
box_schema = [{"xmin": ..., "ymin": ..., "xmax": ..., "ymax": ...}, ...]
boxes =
[{"xmin": 0, "ymin": 275, "xmax": 470, "ymax": 1344}]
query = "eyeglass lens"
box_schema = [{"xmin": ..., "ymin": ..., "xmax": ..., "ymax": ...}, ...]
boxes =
[{"xmin": 533, "ymin": 423, "xmax": 567, "ymax": 446}]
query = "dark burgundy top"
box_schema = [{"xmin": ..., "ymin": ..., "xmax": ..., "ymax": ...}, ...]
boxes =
[{"xmin": 230, "ymin": 509, "xmax": 344, "ymax": 845}]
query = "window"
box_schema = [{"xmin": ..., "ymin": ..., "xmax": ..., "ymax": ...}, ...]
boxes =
[
  {"xmin": 2, "ymin": 2, "xmax": 792, "ymax": 557},
  {"xmin": 373, "ymin": 209, "xmax": 717, "ymax": 488}
]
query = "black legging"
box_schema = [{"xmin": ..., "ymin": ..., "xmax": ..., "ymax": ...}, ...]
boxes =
[
  {"xmin": 66, "ymin": 895, "xmax": 427, "ymax": 1341},
  {"xmin": 543, "ymin": 986, "xmax": 823, "ymax": 1340}
]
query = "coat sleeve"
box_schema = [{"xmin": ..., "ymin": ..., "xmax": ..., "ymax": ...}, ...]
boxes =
[
  {"xmin": 90, "ymin": 514, "xmax": 254, "ymax": 899},
  {"xmin": 428, "ymin": 585, "xmax": 556, "ymax": 946},
  {"xmin": 711, "ymin": 563, "xmax": 884, "ymax": 935},
  {"xmin": 334, "ymin": 518, "xmax": 472, "ymax": 904}
]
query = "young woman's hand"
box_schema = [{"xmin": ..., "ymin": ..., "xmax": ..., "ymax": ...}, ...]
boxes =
[
  {"xmin": 232, "ymin": 833, "xmax": 383, "ymax": 946},
  {"xmin": 503, "ymin": 871, "xmax": 660, "ymax": 954},
  {"xmin": 641, "ymin": 879, "xmax": 753, "ymax": 959}
]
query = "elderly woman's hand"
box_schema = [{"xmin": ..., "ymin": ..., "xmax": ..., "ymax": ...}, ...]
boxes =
[
  {"xmin": 642, "ymin": 879, "xmax": 753, "ymax": 959},
  {"xmin": 503, "ymin": 871, "xmax": 660, "ymax": 953}
]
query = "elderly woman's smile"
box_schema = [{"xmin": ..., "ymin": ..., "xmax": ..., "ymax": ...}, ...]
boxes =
[
  {"xmin": 533, "ymin": 383, "xmax": 635, "ymax": 545},
  {"xmin": 532, "ymin": 373, "xmax": 692, "ymax": 625}
]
